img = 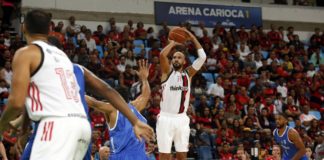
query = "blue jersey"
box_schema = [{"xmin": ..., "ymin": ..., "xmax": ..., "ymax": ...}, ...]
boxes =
[
  {"xmin": 273, "ymin": 126, "xmax": 307, "ymax": 160},
  {"xmin": 73, "ymin": 64, "xmax": 92, "ymax": 160},
  {"xmin": 73, "ymin": 64, "xmax": 89, "ymax": 119},
  {"xmin": 109, "ymin": 104, "xmax": 148, "ymax": 160}
]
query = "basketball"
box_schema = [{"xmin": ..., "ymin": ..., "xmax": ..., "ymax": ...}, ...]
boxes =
[{"xmin": 168, "ymin": 27, "xmax": 190, "ymax": 44}]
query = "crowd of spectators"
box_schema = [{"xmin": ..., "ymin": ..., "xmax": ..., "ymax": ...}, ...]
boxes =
[{"xmin": 0, "ymin": 13, "xmax": 323, "ymax": 160}]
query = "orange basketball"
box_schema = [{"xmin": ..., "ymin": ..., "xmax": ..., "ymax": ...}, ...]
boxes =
[{"xmin": 168, "ymin": 27, "xmax": 190, "ymax": 44}]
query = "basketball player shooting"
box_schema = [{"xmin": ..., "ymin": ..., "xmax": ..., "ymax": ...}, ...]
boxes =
[{"xmin": 157, "ymin": 28, "xmax": 206, "ymax": 160}]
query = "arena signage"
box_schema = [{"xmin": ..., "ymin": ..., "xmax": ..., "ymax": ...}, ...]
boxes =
[{"xmin": 154, "ymin": 1, "xmax": 262, "ymax": 28}]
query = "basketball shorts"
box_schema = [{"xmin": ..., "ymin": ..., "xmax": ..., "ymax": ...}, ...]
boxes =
[
  {"xmin": 21, "ymin": 116, "xmax": 91, "ymax": 160},
  {"xmin": 156, "ymin": 111, "xmax": 190, "ymax": 153}
]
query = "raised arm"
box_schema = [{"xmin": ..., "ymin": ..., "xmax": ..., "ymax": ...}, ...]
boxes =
[
  {"xmin": 83, "ymin": 66, "xmax": 153, "ymax": 141},
  {"xmin": 160, "ymin": 40, "xmax": 177, "ymax": 82},
  {"xmin": 183, "ymin": 29, "xmax": 206, "ymax": 78},
  {"xmin": 288, "ymin": 128, "xmax": 306, "ymax": 160},
  {"xmin": 131, "ymin": 60, "xmax": 151, "ymax": 112}
]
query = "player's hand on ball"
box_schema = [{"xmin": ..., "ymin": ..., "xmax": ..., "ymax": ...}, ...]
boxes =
[
  {"xmin": 133, "ymin": 120, "xmax": 154, "ymax": 142},
  {"xmin": 183, "ymin": 28, "xmax": 195, "ymax": 41}
]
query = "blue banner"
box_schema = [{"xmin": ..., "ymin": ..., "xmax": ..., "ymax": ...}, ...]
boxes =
[{"xmin": 154, "ymin": 1, "xmax": 262, "ymax": 28}]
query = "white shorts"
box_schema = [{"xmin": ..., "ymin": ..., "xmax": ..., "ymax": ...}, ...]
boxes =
[
  {"xmin": 156, "ymin": 112, "xmax": 190, "ymax": 153},
  {"xmin": 29, "ymin": 116, "xmax": 91, "ymax": 160}
]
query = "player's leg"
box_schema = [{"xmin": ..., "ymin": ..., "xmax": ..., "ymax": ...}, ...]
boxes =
[
  {"xmin": 156, "ymin": 114, "xmax": 174, "ymax": 160},
  {"xmin": 72, "ymin": 118, "xmax": 92, "ymax": 159},
  {"xmin": 29, "ymin": 117, "xmax": 90, "ymax": 160},
  {"xmin": 174, "ymin": 115, "xmax": 190, "ymax": 160}
]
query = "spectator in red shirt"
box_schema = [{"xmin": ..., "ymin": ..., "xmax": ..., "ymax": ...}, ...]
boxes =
[
  {"xmin": 148, "ymin": 40, "xmax": 161, "ymax": 61},
  {"xmin": 237, "ymin": 25, "xmax": 249, "ymax": 42},
  {"xmin": 219, "ymin": 141, "xmax": 234, "ymax": 160},
  {"xmin": 49, "ymin": 26, "xmax": 65, "ymax": 45},
  {"xmin": 148, "ymin": 56, "xmax": 161, "ymax": 86},
  {"xmin": 120, "ymin": 25, "xmax": 135, "ymax": 44},
  {"xmin": 197, "ymin": 107, "xmax": 213, "ymax": 129},
  {"xmin": 261, "ymin": 97, "xmax": 275, "ymax": 114},
  {"xmin": 93, "ymin": 25, "xmax": 106, "ymax": 44},
  {"xmin": 310, "ymin": 28, "xmax": 321, "ymax": 48},
  {"xmin": 134, "ymin": 21, "xmax": 147, "ymax": 40},
  {"xmin": 235, "ymin": 87, "xmax": 250, "ymax": 110},
  {"xmin": 267, "ymin": 24, "xmax": 281, "ymax": 45},
  {"xmin": 147, "ymin": 94, "xmax": 161, "ymax": 130},
  {"xmin": 91, "ymin": 110, "xmax": 106, "ymax": 129},
  {"xmin": 216, "ymin": 121, "xmax": 234, "ymax": 146},
  {"xmin": 105, "ymin": 24, "xmax": 120, "ymax": 43},
  {"xmin": 199, "ymin": 29, "xmax": 212, "ymax": 48},
  {"xmin": 284, "ymin": 96, "xmax": 301, "ymax": 118},
  {"xmin": 217, "ymin": 52, "xmax": 229, "ymax": 73}
]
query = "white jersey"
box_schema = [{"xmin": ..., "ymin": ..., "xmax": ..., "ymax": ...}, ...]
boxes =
[
  {"xmin": 160, "ymin": 70, "xmax": 191, "ymax": 114},
  {"xmin": 25, "ymin": 41, "xmax": 86, "ymax": 121}
]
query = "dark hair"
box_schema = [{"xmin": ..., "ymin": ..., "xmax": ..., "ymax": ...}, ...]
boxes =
[
  {"xmin": 116, "ymin": 87, "xmax": 130, "ymax": 102},
  {"xmin": 25, "ymin": 10, "xmax": 51, "ymax": 35},
  {"xmin": 278, "ymin": 112, "xmax": 288, "ymax": 119}
]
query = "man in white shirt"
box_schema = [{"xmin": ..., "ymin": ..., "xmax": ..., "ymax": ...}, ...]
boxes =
[
  {"xmin": 207, "ymin": 77, "xmax": 224, "ymax": 99},
  {"xmin": 85, "ymin": 30, "xmax": 97, "ymax": 52},
  {"xmin": 238, "ymin": 42, "xmax": 250, "ymax": 60},
  {"xmin": 117, "ymin": 56, "xmax": 127, "ymax": 73},
  {"xmin": 274, "ymin": 93, "xmax": 284, "ymax": 114},
  {"xmin": 299, "ymin": 105, "xmax": 317, "ymax": 127},
  {"xmin": 276, "ymin": 78, "xmax": 287, "ymax": 99},
  {"xmin": 254, "ymin": 53, "xmax": 263, "ymax": 70}
]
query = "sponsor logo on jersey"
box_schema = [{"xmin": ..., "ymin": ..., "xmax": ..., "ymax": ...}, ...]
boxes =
[{"xmin": 170, "ymin": 86, "xmax": 188, "ymax": 91}]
